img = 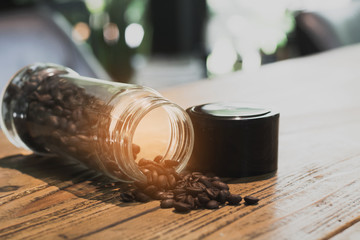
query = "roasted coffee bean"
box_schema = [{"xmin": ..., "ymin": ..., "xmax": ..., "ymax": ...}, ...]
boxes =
[
  {"xmin": 47, "ymin": 115, "xmax": 59, "ymax": 127},
  {"xmin": 194, "ymin": 197, "xmax": 202, "ymax": 208},
  {"xmin": 173, "ymin": 188, "xmax": 186, "ymax": 196},
  {"xmin": 173, "ymin": 202, "xmax": 191, "ymax": 213},
  {"xmin": 142, "ymin": 163, "xmax": 166, "ymax": 175},
  {"xmin": 134, "ymin": 191, "xmax": 151, "ymax": 203},
  {"xmin": 152, "ymin": 191, "xmax": 165, "ymax": 200},
  {"xmin": 67, "ymin": 122, "xmax": 77, "ymax": 134},
  {"xmin": 227, "ymin": 194, "xmax": 242, "ymax": 205},
  {"xmin": 36, "ymin": 93, "xmax": 52, "ymax": 102},
  {"xmin": 144, "ymin": 185, "xmax": 158, "ymax": 195},
  {"xmin": 72, "ymin": 109, "xmax": 82, "ymax": 121},
  {"xmin": 197, "ymin": 193, "xmax": 210, "ymax": 204},
  {"xmin": 192, "ymin": 172, "xmax": 203, "ymax": 178},
  {"xmin": 218, "ymin": 190, "xmax": 230, "ymax": 204},
  {"xmin": 211, "ymin": 176, "xmax": 221, "ymax": 182},
  {"xmin": 212, "ymin": 181, "xmax": 229, "ymax": 190},
  {"xmin": 244, "ymin": 196, "xmax": 259, "ymax": 205},
  {"xmin": 206, "ymin": 188, "xmax": 219, "ymax": 200},
  {"xmin": 186, "ymin": 186, "xmax": 204, "ymax": 196},
  {"xmin": 167, "ymin": 174, "xmax": 177, "ymax": 188},
  {"xmin": 199, "ymin": 176, "xmax": 213, "ymax": 188},
  {"xmin": 160, "ymin": 199, "xmax": 174, "ymax": 208},
  {"xmin": 145, "ymin": 172, "xmax": 153, "ymax": 185},
  {"xmin": 175, "ymin": 181, "xmax": 186, "ymax": 189},
  {"xmin": 206, "ymin": 200, "xmax": 219, "ymax": 209},
  {"xmin": 153, "ymin": 155, "xmax": 162, "ymax": 163},
  {"xmin": 175, "ymin": 193, "xmax": 187, "ymax": 202},
  {"xmin": 138, "ymin": 158, "xmax": 153, "ymax": 166},
  {"xmin": 191, "ymin": 182, "xmax": 206, "ymax": 190},
  {"xmin": 53, "ymin": 105, "xmax": 63, "ymax": 115},
  {"xmin": 157, "ymin": 175, "xmax": 168, "ymax": 189},
  {"xmin": 183, "ymin": 173, "xmax": 192, "ymax": 181},
  {"xmin": 59, "ymin": 117, "xmax": 67, "ymax": 129},
  {"xmin": 186, "ymin": 195, "xmax": 195, "ymax": 209},
  {"xmin": 159, "ymin": 191, "xmax": 174, "ymax": 200},
  {"xmin": 134, "ymin": 182, "xmax": 148, "ymax": 189},
  {"xmin": 132, "ymin": 144, "xmax": 141, "ymax": 155},
  {"xmin": 164, "ymin": 160, "xmax": 179, "ymax": 167},
  {"xmin": 120, "ymin": 192, "xmax": 135, "ymax": 202},
  {"xmin": 151, "ymin": 170, "xmax": 159, "ymax": 185}
]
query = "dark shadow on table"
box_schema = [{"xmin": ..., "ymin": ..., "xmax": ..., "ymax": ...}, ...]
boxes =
[{"xmin": 0, "ymin": 154, "xmax": 137, "ymax": 206}]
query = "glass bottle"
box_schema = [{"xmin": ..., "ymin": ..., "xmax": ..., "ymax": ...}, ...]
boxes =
[{"xmin": 0, "ymin": 63, "xmax": 194, "ymax": 182}]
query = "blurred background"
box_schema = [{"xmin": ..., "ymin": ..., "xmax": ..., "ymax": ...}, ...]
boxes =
[{"xmin": 1, "ymin": 0, "xmax": 360, "ymax": 90}]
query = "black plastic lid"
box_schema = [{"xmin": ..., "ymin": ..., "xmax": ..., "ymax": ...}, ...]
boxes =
[{"xmin": 186, "ymin": 102, "xmax": 279, "ymax": 178}]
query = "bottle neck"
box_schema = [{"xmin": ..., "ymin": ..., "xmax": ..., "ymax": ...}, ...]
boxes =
[{"xmin": 99, "ymin": 89, "xmax": 194, "ymax": 182}]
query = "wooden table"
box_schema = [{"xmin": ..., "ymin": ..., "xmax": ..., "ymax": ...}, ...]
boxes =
[{"xmin": 1, "ymin": 44, "xmax": 360, "ymax": 239}]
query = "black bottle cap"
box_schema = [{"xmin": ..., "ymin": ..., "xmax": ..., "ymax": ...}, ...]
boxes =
[{"xmin": 186, "ymin": 102, "xmax": 279, "ymax": 178}]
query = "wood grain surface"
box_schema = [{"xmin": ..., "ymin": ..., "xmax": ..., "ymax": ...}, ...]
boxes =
[{"xmin": 1, "ymin": 44, "xmax": 360, "ymax": 239}]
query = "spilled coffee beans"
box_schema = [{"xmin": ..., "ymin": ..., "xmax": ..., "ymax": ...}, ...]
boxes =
[{"xmin": 119, "ymin": 154, "xmax": 260, "ymax": 213}]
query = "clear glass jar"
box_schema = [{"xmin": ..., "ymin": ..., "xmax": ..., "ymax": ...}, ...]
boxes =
[{"xmin": 0, "ymin": 63, "xmax": 194, "ymax": 182}]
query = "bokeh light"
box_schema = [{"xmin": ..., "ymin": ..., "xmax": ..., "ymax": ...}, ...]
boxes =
[
  {"xmin": 125, "ymin": 23, "xmax": 144, "ymax": 48},
  {"xmin": 103, "ymin": 23, "xmax": 120, "ymax": 45},
  {"xmin": 72, "ymin": 22, "xmax": 91, "ymax": 43}
]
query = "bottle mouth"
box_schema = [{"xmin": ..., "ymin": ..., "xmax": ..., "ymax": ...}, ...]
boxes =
[{"xmin": 104, "ymin": 91, "xmax": 194, "ymax": 182}]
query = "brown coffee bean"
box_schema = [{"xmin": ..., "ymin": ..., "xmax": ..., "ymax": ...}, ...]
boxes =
[
  {"xmin": 211, "ymin": 176, "xmax": 221, "ymax": 182},
  {"xmin": 59, "ymin": 117, "xmax": 67, "ymax": 129},
  {"xmin": 67, "ymin": 122, "xmax": 77, "ymax": 134},
  {"xmin": 54, "ymin": 105, "xmax": 63, "ymax": 115},
  {"xmin": 132, "ymin": 144, "xmax": 141, "ymax": 155},
  {"xmin": 199, "ymin": 176, "xmax": 213, "ymax": 188},
  {"xmin": 227, "ymin": 194, "xmax": 242, "ymax": 205},
  {"xmin": 191, "ymin": 182, "xmax": 206, "ymax": 190},
  {"xmin": 218, "ymin": 190, "xmax": 230, "ymax": 204},
  {"xmin": 159, "ymin": 191, "xmax": 174, "ymax": 200},
  {"xmin": 212, "ymin": 181, "xmax": 229, "ymax": 190},
  {"xmin": 120, "ymin": 192, "xmax": 135, "ymax": 202},
  {"xmin": 134, "ymin": 181, "xmax": 147, "ymax": 190},
  {"xmin": 152, "ymin": 170, "xmax": 159, "ymax": 185},
  {"xmin": 157, "ymin": 175, "xmax": 168, "ymax": 189},
  {"xmin": 173, "ymin": 188, "xmax": 186, "ymax": 196},
  {"xmin": 134, "ymin": 191, "xmax": 151, "ymax": 202},
  {"xmin": 144, "ymin": 185, "xmax": 158, "ymax": 195},
  {"xmin": 164, "ymin": 160, "xmax": 179, "ymax": 167},
  {"xmin": 183, "ymin": 173, "xmax": 192, "ymax": 181},
  {"xmin": 175, "ymin": 193, "xmax": 186, "ymax": 202},
  {"xmin": 145, "ymin": 171, "xmax": 153, "ymax": 185},
  {"xmin": 152, "ymin": 191, "xmax": 164, "ymax": 200},
  {"xmin": 47, "ymin": 115, "xmax": 59, "ymax": 127},
  {"xmin": 173, "ymin": 202, "xmax": 191, "ymax": 213},
  {"xmin": 206, "ymin": 188, "xmax": 219, "ymax": 200},
  {"xmin": 138, "ymin": 158, "xmax": 153, "ymax": 166},
  {"xmin": 143, "ymin": 163, "xmax": 166, "ymax": 175},
  {"xmin": 72, "ymin": 109, "xmax": 82, "ymax": 120},
  {"xmin": 153, "ymin": 155, "xmax": 162, "ymax": 163},
  {"xmin": 175, "ymin": 181, "xmax": 186, "ymax": 189},
  {"xmin": 198, "ymin": 193, "xmax": 211, "ymax": 204},
  {"xmin": 244, "ymin": 196, "xmax": 259, "ymax": 205},
  {"xmin": 192, "ymin": 172, "xmax": 203, "ymax": 178},
  {"xmin": 206, "ymin": 200, "xmax": 219, "ymax": 209},
  {"xmin": 186, "ymin": 186, "xmax": 204, "ymax": 196},
  {"xmin": 186, "ymin": 195, "xmax": 195, "ymax": 209},
  {"xmin": 167, "ymin": 174, "xmax": 177, "ymax": 188},
  {"xmin": 194, "ymin": 197, "xmax": 202, "ymax": 208},
  {"xmin": 160, "ymin": 199, "xmax": 174, "ymax": 208},
  {"xmin": 37, "ymin": 93, "xmax": 52, "ymax": 102}
]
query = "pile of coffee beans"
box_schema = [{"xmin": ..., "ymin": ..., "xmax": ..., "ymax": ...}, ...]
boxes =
[{"xmin": 120, "ymin": 157, "xmax": 259, "ymax": 213}]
